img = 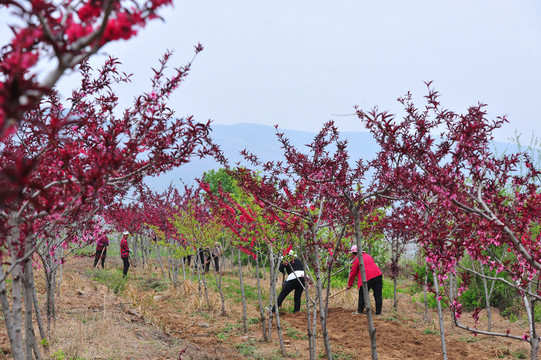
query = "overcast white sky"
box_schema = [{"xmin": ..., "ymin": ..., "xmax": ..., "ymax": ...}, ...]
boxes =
[{"xmin": 2, "ymin": 0, "xmax": 541, "ymax": 143}]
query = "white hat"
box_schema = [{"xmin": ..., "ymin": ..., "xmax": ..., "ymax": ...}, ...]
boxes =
[
  {"xmin": 349, "ymin": 245, "xmax": 358, "ymax": 253},
  {"xmin": 122, "ymin": 230, "xmax": 129, "ymax": 235}
]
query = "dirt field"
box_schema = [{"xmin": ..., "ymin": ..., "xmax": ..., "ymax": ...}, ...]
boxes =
[{"xmin": 0, "ymin": 256, "xmax": 535, "ymax": 359}]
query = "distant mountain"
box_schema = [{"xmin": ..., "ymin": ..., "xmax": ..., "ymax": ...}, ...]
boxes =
[
  {"xmin": 144, "ymin": 123, "xmax": 379, "ymax": 191},
  {"xmin": 144, "ymin": 123, "xmax": 523, "ymax": 192}
]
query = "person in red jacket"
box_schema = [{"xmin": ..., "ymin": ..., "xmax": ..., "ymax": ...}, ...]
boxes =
[
  {"xmin": 120, "ymin": 231, "xmax": 131, "ymax": 277},
  {"xmin": 93, "ymin": 233, "xmax": 109, "ymax": 269},
  {"xmin": 346, "ymin": 244, "xmax": 383, "ymax": 315}
]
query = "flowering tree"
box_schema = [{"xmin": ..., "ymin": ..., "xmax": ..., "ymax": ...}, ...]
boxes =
[
  {"xmin": 1, "ymin": 41, "xmax": 217, "ymax": 360},
  {"xmin": 170, "ymin": 186, "xmax": 225, "ymax": 309},
  {"xmin": 201, "ymin": 173, "xmax": 292, "ymax": 351},
  {"xmin": 357, "ymin": 84, "xmax": 541, "ymax": 359},
  {"xmin": 138, "ymin": 184, "xmax": 186, "ymax": 282}
]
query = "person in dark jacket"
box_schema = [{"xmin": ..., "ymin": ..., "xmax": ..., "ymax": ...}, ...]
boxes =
[
  {"xmin": 272, "ymin": 250, "xmax": 305, "ymax": 313},
  {"xmin": 210, "ymin": 242, "xmax": 223, "ymax": 272},
  {"xmin": 93, "ymin": 233, "xmax": 109, "ymax": 268},
  {"xmin": 346, "ymin": 244, "xmax": 383, "ymax": 315},
  {"xmin": 195, "ymin": 248, "xmax": 208, "ymax": 272},
  {"xmin": 120, "ymin": 231, "xmax": 131, "ymax": 277}
]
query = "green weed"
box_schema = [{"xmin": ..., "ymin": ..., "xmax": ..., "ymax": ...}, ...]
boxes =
[
  {"xmin": 380, "ymin": 314, "xmax": 401, "ymax": 323},
  {"xmin": 423, "ymin": 328, "xmax": 439, "ymax": 335},
  {"xmin": 236, "ymin": 341, "xmax": 257, "ymax": 356},
  {"xmin": 247, "ymin": 317, "xmax": 260, "ymax": 325},
  {"xmin": 221, "ymin": 322, "xmax": 238, "ymax": 333},
  {"xmin": 381, "ymin": 278, "xmax": 394, "ymax": 300},
  {"xmin": 52, "ymin": 350, "xmax": 66, "ymax": 360},
  {"xmin": 51, "ymin": 351, "xmax": 88, "ymax": 360},
  {"xmin": 286, "ymin": 326, "xmax": 306, "ymax": 340},
  {"xmin": 217, "ymin": 332, "xmax": 229, "ymax": 340},
  {"xmin": 459, "ymin": 336, "xmax": 479, "ymax": 343},
  {"xmin": 411, "ymin": 292, "xmax": 443, "ymax": 309},
  {"xmin": 216, "ymin": 277, "xmax": 259, "ymax": 303},
  {"xmin": 87, "ymin": 268, "xmax": 127, "ymax": 294}
]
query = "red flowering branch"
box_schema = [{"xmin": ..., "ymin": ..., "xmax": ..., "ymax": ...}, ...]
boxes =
[{"xmin": 1, "ymin": 0, "xmax": 176, "ymax": 139}]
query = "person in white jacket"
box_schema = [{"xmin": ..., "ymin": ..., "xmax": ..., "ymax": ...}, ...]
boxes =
[{"xmin": 273, "ymin": 251, "xmax": 305, "ymax": 313}]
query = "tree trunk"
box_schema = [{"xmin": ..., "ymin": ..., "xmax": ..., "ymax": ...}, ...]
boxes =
[
  {"xmin": 392, "ymin": 242, "xmax": 398, "ymax": 310},
  {"xmin": 12, "ymin": 267, "xmax": 26, "ymax": 360},
  {"xmin": 22, "ymin": 254, "xmax": 42, "ymax": 360},
  {"xmin": 267, "ymin": 248, "xmax": 286, "ymax": 355},
  {"xmin": 237, "ymin": 249, "xmax": 248, "ymax": 334},
  {"xmin": 255, "ymin": 253, "xmax": 268, "ymax": 341},
  {"xmin": 24, "ymin": 256, "xmax": 45, "ymax": 358},
  {"xmin": 305, "ymin": 288, "xmax": 316, "ymax": 360},
  {"xmin": 448, "ymin": 272, "xmax": 455, "ymax": 329},
  {"xmin": 314, "ymin": 246, "xmax": 333, "ymax": 360},
  {"xmin": 308, "ymin": 295, "xmax": 318, "ymax": 360},
  {"xmin": 181, "ymin": 257, "xmax": 187, "ymax": 283},
  {"xmin": 0, "ymin": 264, "xmax": 21, "ymax": 360},
  {"xmin": 433, "ymin": 272, "xmax": 448, "ymax": 360},
  {"xmin": 45, "ymin": 269, "xmax": 56, "ymax": 334},
  {"xmin": 393, "ymin": 274, "xmax": 398, "ymax": 310},
  {"xmin": 194, "ymin": 252, "xmax": 211, "ymax": 308},
  {"xmin": 479, "ymin": 264, "xmax": 493, "ymax": 331},
  {"xmin": 353, "ymin": 213, "xmax": 378, "ymax": 360},
  {"xmin": 166, "ymin": 248, "xmax": 173, "ymax": 285},
  {"xmin": 55, "ymin": 247, "xmax": 64, "ymax": 317},
  {"xmin": 154, "ymin": 242, "xmax": 166, "ymax": 278},
  {"xmin": 140, "ymin": 240, "xmax": 148, "ymax": 268},
  {"xmin": 166, "ymin": 247, "xmax": 180, "ymax": 288},
  {"xmin": 31, "ymin": 269, "xmax": 47, "ymax": 344},
  {"xmin": 267, "ymin": 253, "xmax": 275, "ymax": 341},
  {"xmin": 273, "ymin": 302, "xmax": 287, "ymax": 356},
  {"xmin": 523, "ymin": 287, "xmax": 539, "ymax": 360},
  {"xmin": 423, "ymin": 264, "xmax": 429, "ymax": 322},
  {"xmin": 213, "ymin": 255, "xmax": 226, "ymax": 316},
  {"xmin": 4, "ymin": 215, "xmax": 26, "ymax": 360},
  {"xmin": 173, "ymin": 257, "xmax": 180, "ymax": 287}
]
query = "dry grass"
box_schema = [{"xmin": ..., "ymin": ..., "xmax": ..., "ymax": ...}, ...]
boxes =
[{"xmin": 31, "ymin": 260, "xmax": 188, "ymax": 360}]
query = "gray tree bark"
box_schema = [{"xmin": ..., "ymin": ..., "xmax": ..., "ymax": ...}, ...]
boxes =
[
  {"xmin": 22, "ymin": 255, "xmax": 42, "ymax": 360},
  {"xmin": 433, "ymin": 272, "xmax": 448, "ymax": 360},
  {"xmin": 353, "ymin": 213, "xmax": 378, "ymax": 360},
  {"xmin": 314, "ymin": 247, "xmax": 333, "ymax": 360},
  {"xmin": 255, "ymin": 253, "xmax": 268, "ymax": 341},
  {"xmin": 237, "ymin": 249, "xmax": 248, "ymax": 333}
]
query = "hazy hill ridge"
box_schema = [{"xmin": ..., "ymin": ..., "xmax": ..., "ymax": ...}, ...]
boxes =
[{"xmin": 145, "ymin": 123, "xmax": 520, "ymax": 191}]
